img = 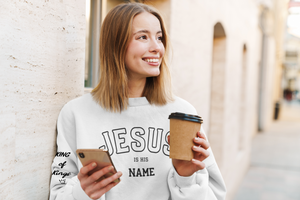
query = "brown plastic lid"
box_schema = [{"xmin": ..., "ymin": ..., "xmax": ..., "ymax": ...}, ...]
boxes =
[{"xmin": 168, "ymin": 112, "xmax": 203, "ymax": 124}]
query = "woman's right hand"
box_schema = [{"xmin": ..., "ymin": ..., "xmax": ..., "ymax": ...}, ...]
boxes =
[{"xmin": 77, "ymin": 162, "xmax": 122, "ymax": 200}]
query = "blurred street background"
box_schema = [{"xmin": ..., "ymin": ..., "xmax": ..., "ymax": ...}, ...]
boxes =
[
  {"xmin": 233, "ymin": 1, "xmax": 300, "ymax": 198},
  {"xmin": 233, "ymin": 100, "xmax": 300, "ymax": 200}
]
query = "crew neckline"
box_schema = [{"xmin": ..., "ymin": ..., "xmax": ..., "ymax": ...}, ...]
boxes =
[{"xmin": 128, "ymin": 97, "xmax": 150, "ymax": 107}]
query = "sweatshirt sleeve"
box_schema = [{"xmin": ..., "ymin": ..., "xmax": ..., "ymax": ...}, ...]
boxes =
[
  {"xmin": 49, "ymin": 103, "xmax": 96, "ymax": 200},
  {"xmin": 167, "ymin": 127, "xmax": 227, "ymax": 200}
]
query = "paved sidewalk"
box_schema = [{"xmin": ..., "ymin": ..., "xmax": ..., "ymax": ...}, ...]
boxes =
[{"xmin": 233, "ymin": 101, "xmax": 300, "ymax": 200}]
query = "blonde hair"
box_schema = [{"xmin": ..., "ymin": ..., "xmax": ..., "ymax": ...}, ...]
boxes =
[{"xmin": 92, "ymin": 2, "xmax": 173, "ymax": 112}]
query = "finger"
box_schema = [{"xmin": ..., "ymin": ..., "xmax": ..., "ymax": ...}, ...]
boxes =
[
  {"xmin": 90, "ymin": 181, "xmax": 120, "ymax": 200},
  {"xmin": 87, "ymin": 165, "xmax": 115, "ymax": 184},
  {"xmin": 192, "ymin": 146, "xmax": 210, "ymax": 159},
  {"xmin": 83, "ymin": 166, "xmax": 119, "ymax": 194},
  {"xmin": 197, "ymin": 131, "xmax": 207, "ymax": 140},
  {"xmin": 94, "ymin": 171, "xmax": 122, "ymax": 190},
  {"xmin": 193, "ymin": 137, "xmax": 210, "ymax": 149},
  {"xmin": 191, "ymin": 159, "xmax": 206, "ymax": 170},
  {"xmin": 78, "ymin": 162, "xmax": 97, "ymax": 180},
  {"xmin": 88, "ymin": 171, "xmax": 122, "ymax": 195},
  {"xmin": 167, "ymin": 135, "xmax": 170, "ymax": 144}
]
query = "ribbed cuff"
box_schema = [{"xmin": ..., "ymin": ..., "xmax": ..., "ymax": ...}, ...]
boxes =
[{"xmin": 173, "ymin": 165, "xmax": 197, "ymax": 188}]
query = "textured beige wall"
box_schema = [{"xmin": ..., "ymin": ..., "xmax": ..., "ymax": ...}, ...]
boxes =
[{"xmin": 0, "ymin": 0, "xmax": 86, "ymax": 199}]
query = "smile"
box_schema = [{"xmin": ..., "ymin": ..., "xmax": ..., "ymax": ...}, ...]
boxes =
[{"xmin": 142, "ymin": 58, "xmax": 159, "ymax": 63}]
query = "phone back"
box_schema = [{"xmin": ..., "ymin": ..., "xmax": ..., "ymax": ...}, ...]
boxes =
[{"xmin": 76, "ymin": 149, "xmax": 119, "ymax": 182}]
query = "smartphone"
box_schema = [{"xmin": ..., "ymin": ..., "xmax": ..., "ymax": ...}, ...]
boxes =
[{"xmin": 76, "ymin": 149, "xmax": 120, "ymax": 183}]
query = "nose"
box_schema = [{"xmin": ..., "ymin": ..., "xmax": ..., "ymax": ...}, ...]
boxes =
[{"xmin": 149, "ymin": 38, "xmax": 162, "ymax": 53}]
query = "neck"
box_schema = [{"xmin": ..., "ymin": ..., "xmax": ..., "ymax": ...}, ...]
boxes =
[{"xmin": 128, "ymin": 78, "xmax": 146, "ymax": 98}]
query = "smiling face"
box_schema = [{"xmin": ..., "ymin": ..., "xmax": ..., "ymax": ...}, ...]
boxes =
[{"xmin": 125, "ymin": 12, "xmax": 165, "ymax": 81}]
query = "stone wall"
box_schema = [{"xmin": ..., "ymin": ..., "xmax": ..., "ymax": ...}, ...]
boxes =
[{"xmin": 0, "ymin": 0, "xmax": 86, "ymax": 199}]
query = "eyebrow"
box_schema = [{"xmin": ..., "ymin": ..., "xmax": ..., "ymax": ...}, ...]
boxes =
[{"xmin": 133, "ymin": 30, "xmax": 162, "ymax": 35}]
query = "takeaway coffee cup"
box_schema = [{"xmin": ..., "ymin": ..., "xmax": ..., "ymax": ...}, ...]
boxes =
[{"xmin": 168, "ymin": 112, "xmax": 203, "ymax": 161}]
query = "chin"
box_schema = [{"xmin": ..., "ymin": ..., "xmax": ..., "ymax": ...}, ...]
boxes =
[{"xmin": 149, "ymin": 70, "xmax": 160, "ymax": 77}]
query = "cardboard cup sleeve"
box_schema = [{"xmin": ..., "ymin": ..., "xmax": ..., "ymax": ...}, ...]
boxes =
[{"xmin": 169, "ymin": 112, "xmax": 203, "ymax": 161}]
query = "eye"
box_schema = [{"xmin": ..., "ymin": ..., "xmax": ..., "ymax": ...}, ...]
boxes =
[
  {"xmin": 138, "ymin": 35, "xmax": 147, "ymax": 40},
  {"xmin": 157, "ymin": 36, "xmax": 163, "ymax": 41}
]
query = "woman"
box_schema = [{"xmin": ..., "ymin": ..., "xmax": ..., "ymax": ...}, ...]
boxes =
[{"xmin": 49, "ymin": 3, "xmax": 226, "ymax": 200}]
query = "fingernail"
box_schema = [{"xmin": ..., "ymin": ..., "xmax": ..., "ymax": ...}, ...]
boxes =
[
  {"xmin": 92, "ymin": 162, "xmax": 97, "ymax": 167},
  {"xmin": 117, "ymin": 171, "xmax": 122, "ymax": 176},
  {"xmin": 109, "ymin": 166, "xmax": 114, "ymax": 171}
]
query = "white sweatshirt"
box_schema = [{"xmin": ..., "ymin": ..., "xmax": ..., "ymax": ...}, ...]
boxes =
[{"xmin": 49, "ymin": 93, "xmax": 226, "ymax": 200}]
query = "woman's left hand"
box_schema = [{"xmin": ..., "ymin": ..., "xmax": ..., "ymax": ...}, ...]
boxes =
[{"xmin": 168, "ymin": 131, "xmax": 210, "ymax": 177}]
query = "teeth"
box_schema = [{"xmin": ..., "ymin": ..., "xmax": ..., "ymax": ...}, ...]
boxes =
[{"xmin": 144, "ymin": 58, "xmax": 159, "ymax": 63}]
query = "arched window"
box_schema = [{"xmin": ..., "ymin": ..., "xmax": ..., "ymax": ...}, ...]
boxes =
[{"xmin": 208, "ymin": 22, "xmax": 226, "ymax": 167}]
